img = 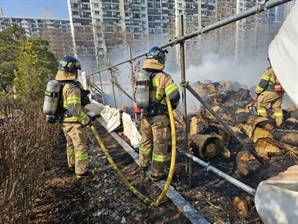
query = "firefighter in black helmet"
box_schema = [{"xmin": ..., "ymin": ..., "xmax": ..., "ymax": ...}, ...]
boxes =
[
  {"xmin": 55, "ymin": 56, "xmax": 94, "ymax": 179},
  {"xmin": 138, "ymin": 46, "xmax": 180, "ymax": 181}
]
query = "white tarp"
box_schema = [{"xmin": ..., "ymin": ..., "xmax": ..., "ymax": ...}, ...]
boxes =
[
  {"xmin": 85, "ymin": 100, "xmax": 105, "ymax": 115},
  {"xmin": 269, "ymin": 2, "xmax": 298, "ymax": 107},
  {"xmin": 254, "ymin": 165, "xmax": 298, "ymax": 224},
  {"xmin": 106, "ymin": 108, "xmax": 121, "ymax": 133},
  {"xmin": 122, "ymin": 112, "xmax": 141, "ymax": 148},
  {"xmin": 77, "ymin": 71, "xmax": 88, "ymax": 90}
]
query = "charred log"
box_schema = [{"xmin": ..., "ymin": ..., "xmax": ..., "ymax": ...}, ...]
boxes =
[
  {"xmin": 201, "ymin": 124, "xmax": 232, "ymax": 146},
  {"xmin": 273, "ymin": 129, "xmax": 298, "ymax": 146},
  {"xmin": 189, "ymin": 115, "xmax": 209, "ymax": 135},
  {"xmin": 188, "ymin": 134, "xmax": 230, "ymax": 159},
  {"xmin": 252, "ymin": 125, "xmax": 275, "ymax": 143},
  {"xmin": 255, "ymin": 138, "xmax": 281, "ymax": 160},
  {"xmin": 235, "ymin": 151, "xmax": 261, "ymax": 177},
  {"xmin": 227, "ymin": 88, "xmax": 252, "ymax": 102},
  {"xmin": 284, "ymin": 118, "xmax": 298, "ymax": 130}
]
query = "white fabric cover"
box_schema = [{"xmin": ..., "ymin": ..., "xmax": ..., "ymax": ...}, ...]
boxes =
[
  {"xmin": 100, "ymin": 105, "xmax": 116, "ymax": 123},
  {"xmin": 122, "ymin": 112, "xmax": 141, "ymax": 148},
  {"xmin": 255, "ymin": 165, "xmax": 298, "ymax": 224},
  {"xmin": 84, "ymin": 100, "xmax": 105, "ymax": 115},
  {"xmin": 106, "ymin": 109, "xmax": 121, "ymax": 133},
  {"xmin": 269, "ymin": 2, "xmax": 298, "ymax": 107}
]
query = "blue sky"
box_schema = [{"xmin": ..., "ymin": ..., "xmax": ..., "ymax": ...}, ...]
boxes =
[{"xmin": 0, "ymin": 0, "xmax": 69, "ymax": 18}]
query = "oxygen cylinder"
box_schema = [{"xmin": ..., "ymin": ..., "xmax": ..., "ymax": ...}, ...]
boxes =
[
  {"xmin": 134, "ymin": 103, "xmax": 141, "ymax": 114},
  {"xmin": 42, "ymin": 80, "xmax": 61, "ymax": 115},
  {"xmin": 132, "ymin": 77, "xmax": 141, "ymax": 114},
  {"xmin": 135, "ymin": 70, "xmax": 150, "ymax": 109}
]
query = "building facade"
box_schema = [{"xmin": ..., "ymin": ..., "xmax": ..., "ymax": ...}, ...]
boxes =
[
  {"xmin": 0, "ymin": 8, "xmax": 73, "ymax": 60},
  {"xmin": 68, "ymin": 0, "xmax": 290, "ymax": 69},
  {"xmin": 0, "ymin": 9, "xmax": 71, "ymax": 36},
  {"xmin": 0, "ymin": 1, "xmax": 293, "ymax": 70}
]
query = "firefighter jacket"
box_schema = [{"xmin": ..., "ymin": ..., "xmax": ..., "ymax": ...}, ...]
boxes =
[
  {"xmin": 61, "ymin": 82, "xmax": 90, "ymax": 126},
  {"xmin": 55, "ymin": 70, "xmax": 90, "ymax": 126},
  {"xmin": 255, "ymin": 65, "xmax": 283, "ymax": 95},
  {"xmin": 142, "ymin": 58, "xmax": 180, "ymax": 115}
]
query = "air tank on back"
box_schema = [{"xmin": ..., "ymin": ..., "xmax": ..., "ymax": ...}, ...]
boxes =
[
  {"xmin": 42, "ymin": 80, "xmax": 61, "ymax": 115},
  {"xmin": 135, "ymin": 70, "xmax": 150, "ymax": 109}
]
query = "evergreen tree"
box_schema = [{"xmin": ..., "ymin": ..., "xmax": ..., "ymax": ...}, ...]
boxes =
[
  {"xmin": 0, "ymin": 24, "xmax": 25, "ymax": 93},
  {"xmin": 14, "ymin": 37, "xmax": 58, "ymax": 103}
]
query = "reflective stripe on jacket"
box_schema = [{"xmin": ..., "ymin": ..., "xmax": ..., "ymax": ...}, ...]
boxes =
[
  {"xmin": 255, "ymin": 66, "xmax": 283, "ymax": 94},
  {"xmin": 142, "ymin": 58, "xmax": 180, "ymax": 108},
  {"xmin": 62, "ymin": 82, "xmax": 90, "ymax": 126}
]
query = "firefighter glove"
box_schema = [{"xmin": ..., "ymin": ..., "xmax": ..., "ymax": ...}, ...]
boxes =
[{"xmin": 46, "ymin": 115, "xmax": 59, "ymax": 124}]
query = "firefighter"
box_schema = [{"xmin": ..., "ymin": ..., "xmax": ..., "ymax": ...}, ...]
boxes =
[
  {"xmin": 255, "ymin": 58, "xmax": 284, "ymax": 128},
  {"xmin": 138, "ymin": 46, "xmax": 180, "ymax": 181},
  {"xmin": 55, "ymin": 56, "xmax": 94, "ymax": 179}
]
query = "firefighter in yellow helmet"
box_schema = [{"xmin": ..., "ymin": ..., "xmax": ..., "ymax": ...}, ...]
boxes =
[
  {"xmin": 138, "ymin": 46, "xmax": 180, "ymax": 181},
  {"xmin": 255, "ymin": 58, "xmax": 284, "ymax": 128},
  {"xmin": 55, "ymin": 56, "xmax": 94, "ymax": 179}
]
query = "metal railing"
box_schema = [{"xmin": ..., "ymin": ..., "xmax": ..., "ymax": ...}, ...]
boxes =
[{"xmin": 87, "ymin": 0, "xmax": 292, "ymax": 188}]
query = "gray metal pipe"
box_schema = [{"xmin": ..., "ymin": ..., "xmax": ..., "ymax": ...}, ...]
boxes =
[
  {"xmin": 99, "ymin": 73, "xmax": 105, "ymax": 104},
  {"xmin": 87, "ymin": 0, "xmax": 291, "ymax": 76},
  {"xmin": 183, "ymin": 151, "xmax": 256, "ymax": 196}
]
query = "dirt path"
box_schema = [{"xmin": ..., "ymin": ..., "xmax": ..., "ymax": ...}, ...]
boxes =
[{"xmin": 29, "ymin": 123, "xmax": 191, "ymax": 224}]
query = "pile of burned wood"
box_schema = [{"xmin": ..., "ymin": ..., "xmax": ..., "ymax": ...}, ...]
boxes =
[{"xmin": 173, "ymin": 80, "xmax": 298, "ymax": 174}]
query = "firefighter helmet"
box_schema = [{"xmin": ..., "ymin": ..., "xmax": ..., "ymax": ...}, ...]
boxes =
[
  {"xmin": 58, "ymin": 56, "xmax": 81, "ymax": 73},
  {"xmin": 146, "ymin": 46, "xmax": 168, "ymax": 64}
]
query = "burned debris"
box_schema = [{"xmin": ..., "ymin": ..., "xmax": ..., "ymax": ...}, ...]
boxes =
[{"xmin": 174, "ymin": 80, "xmax": 298, "ymax": 176}]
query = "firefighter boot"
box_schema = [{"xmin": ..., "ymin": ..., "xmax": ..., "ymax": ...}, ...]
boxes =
[{"xmin": 76, "ymin": 170, "xmax": 94, "ymax": 179}]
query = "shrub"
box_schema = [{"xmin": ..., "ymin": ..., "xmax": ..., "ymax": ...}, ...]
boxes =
[{"xmin": 0, "ymin": 97, "xmax": 60, "ymax": 223}]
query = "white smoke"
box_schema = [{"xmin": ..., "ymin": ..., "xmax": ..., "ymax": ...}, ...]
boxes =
[{"xmin": 169, "ymin": 51, "xmax": 269, "ymax": 112}]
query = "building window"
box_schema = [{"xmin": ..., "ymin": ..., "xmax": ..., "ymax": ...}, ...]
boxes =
[{"xmin": 82, "ymin": 4, "xmax": 91, "ymax": 10}]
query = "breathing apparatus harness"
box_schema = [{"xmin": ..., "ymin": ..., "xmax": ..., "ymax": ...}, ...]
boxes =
[
  {"xmin": 43, "ymin": 80, "xmax": 91, "ymax": 123},
  {"xmin": 134, "ymin": 70, "xmax": 167, "ymax": 119}
]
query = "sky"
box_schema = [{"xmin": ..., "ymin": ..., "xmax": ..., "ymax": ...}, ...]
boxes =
[{"xmin": 0, "ymin": 0, "xmax": 69, "ymax": 18}]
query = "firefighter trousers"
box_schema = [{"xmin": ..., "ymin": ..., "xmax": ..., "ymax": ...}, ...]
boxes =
[
  {"xmin": 139, "ymin": 115, "xmax": 170, "ymax": 178},
  {"xmin": 256, "ymin": 91, "xmax": 284, "ymax": 127},
  {"xmin": 61, "ymin": 123, "xmax": 89, "ymax": 175}
]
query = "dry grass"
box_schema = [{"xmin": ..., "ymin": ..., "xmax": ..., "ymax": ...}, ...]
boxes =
[{"xmin": 0, "ymin": 97, "xmax": 60, "ymax": 224}]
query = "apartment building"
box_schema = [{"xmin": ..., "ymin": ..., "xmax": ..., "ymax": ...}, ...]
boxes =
[
  {"xmin": 0, "ymin": 8, "xmax": 73, "ymax": 60},
  {"xmin": 0, "ymin": 8, "xmax": 71, "ymax": 36},
  {"xmin": 68, "ymin": 0, "xmax": 219, "ymax": 69},
  {"xmin": 0, "ymin": 1, "xmax": 287, "ymax": 68}
]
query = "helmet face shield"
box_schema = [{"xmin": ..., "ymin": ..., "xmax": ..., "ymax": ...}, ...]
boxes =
[
  {"xmin": 146, "ymin": 46, "xmax": 168, "ymax": 64},
  {"xmin": 58, "ymin": 56, "xmax": 81, "ymax": 73}
]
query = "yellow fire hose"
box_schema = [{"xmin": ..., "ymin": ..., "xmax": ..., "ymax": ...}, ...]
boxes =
[
  {"xmin": 90, "ymin": 96, "xmax": 176, "ymax": 207},
  {"xmin": 153, "ymin": 96, "xmax": 177, "ymax": 207}
]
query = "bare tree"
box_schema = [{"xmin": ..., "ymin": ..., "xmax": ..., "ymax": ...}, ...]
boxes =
[{"xmin": 39, "ymin": 28, "xmax": 74, "ymax": 60}]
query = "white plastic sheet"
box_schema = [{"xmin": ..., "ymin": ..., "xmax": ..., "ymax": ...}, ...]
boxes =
[
  {"xmin": 122, "ymin": 112, "xmax": 141, "ymax": 148},
  {"xmin": 255, "ymin": 165, "xmax": 298, "ymax": 224},
  {"xmin": 100, "ymin": 105, "xmax": 116, "ymax": 123},
  {"xmin": 269, "ymin": 2, "xmax": 298, "ymax": 107},
  {"xmin": 106, "ymin": 109, "xmax": 121, "ymax": 132},
  {"xmin": 84, "ymin": 100, "xmax": 105, "ymax": 115}
]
